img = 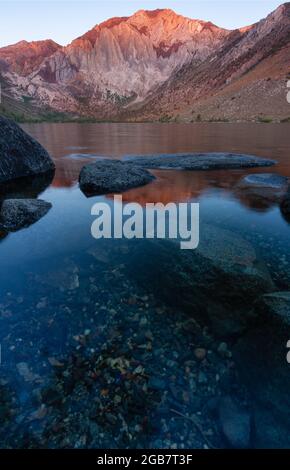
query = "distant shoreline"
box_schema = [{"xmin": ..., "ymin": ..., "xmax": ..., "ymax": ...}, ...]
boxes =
[{"xmin": 3, "ymin": 115, "xmax": 290, "ymax": 125}]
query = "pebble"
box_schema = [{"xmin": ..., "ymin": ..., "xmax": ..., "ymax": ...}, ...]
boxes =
[
  {"xmin": 198, "ymin": 371, "xmax": 208, "ymax": 384},
  {"xmin": 194, "ymin": 348, "xmax": 207, "ymax": 361},
  {"xmin": 148, "ymin": 376, "xmax": 167, "ymax": 391},
  {"xmin": 217, "ymin": 342, "xmax": 232, "ymax": 358}
]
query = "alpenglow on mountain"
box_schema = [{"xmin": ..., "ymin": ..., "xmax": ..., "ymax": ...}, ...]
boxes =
[{"xmin": 0, "ymin": 4, "xmax": 289, "ymax": 121}]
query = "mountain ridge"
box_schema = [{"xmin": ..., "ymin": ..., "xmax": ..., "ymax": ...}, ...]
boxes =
[
  {"xmin": 0, "ymin": 4, "xmax": 289, "ymax": 122},
  {"xmin": 128, "ymin": 2, "xmax": 290, "ymax": 122}
]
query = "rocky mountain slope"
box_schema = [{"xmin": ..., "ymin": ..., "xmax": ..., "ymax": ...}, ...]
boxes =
[
  {"xmin": 129, "ymin": 3, "xmax": 290, "ymax": 122},
  {"xmin": 0, "ymin": 4, "xmax": 289, "ymax": 121},
  {"xmin": 0, "ymin": 9, "xmax": 230, "ymax": 118},
  {"xmin": 0, "ymin": 40, "xmax": 61, "ymax": 76}
]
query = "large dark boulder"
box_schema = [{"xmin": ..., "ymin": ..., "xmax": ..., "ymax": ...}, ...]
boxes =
[
  {"xmin": 0, "ymin": 116, "xmax": 55, "ymax": 183},
  {"xmin": 0, "ymin": 198, "xmax": 52, "ymax": 231},
  {"xmin": 79, "ymin": 159, "xmax": 155, "ymax": 196}
]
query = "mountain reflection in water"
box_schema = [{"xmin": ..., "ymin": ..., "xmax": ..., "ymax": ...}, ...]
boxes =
[{"xmin": 20, "ymin": 122, "xmax": 289, "ymax": 210}]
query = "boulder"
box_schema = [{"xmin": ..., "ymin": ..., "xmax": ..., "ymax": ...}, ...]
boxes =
[
  {"xmin": 0, "ymin": 198, "xmax": 52, "ymax": 231},
  {"xmin": 238, "ymin": 173, "xmax": 288, "ymax": 190},
  {"xmin": 236, "ymin": 173, "xmax": 289, "ymax": 208},
  {"xmin": 124, "ymin": 153, "xmax": 276, "ymax": 170},
  {"xmin": 234, "ymin": 292, "xmax": 290, "ymax": 448},
  {"xmin": 0, "ymin": 116, "xmax": 55, "ymax": 184},
  {"xmin": 79, "ymin": 159, "xmax": 155, "ymax": 196},
  {"xmin": 125, "ymin": 224, "xmax": 274, "ymax": 336}
]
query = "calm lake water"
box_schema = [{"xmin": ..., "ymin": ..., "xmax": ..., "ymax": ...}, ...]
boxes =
[{"xmin": 0, "ymin": 122, "xmax": 289, "ymax": 449}]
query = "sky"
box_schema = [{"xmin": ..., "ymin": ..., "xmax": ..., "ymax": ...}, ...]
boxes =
[{"xmin": 0, "ymin": 0, "xmax": 285, "ymax": 47}]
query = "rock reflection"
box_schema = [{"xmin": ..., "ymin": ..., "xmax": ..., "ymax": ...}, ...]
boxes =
[
  {"xmin": 0, "ymin": 170, "xmax": 54, "ymax": 199},
  {"xmin": 107, "ymin": 169, "xmax": 288, "ymax": 215},
  {"xmin": 0, "ymin": 229, "xmax": 8, "ymax": 242},
  {"xmin": 48, "ymin": 148, "xmax": 288, "ymax": 213}
]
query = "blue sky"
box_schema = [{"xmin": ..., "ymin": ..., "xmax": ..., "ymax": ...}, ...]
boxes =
[{"xmin": 0, "ymin": 0, "xmax": 284, "ymax": 47}]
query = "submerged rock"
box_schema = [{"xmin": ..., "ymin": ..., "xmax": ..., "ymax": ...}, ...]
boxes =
[
  {"xmin": 79, "ymin": 159, "xmax": 155, "ymax": 196},
  {"xmin": 126, "ymin": 224, "xmax": 274, "ymax": 336},
  {"xmin": 280, "ymin": 187, "xmax": 290, "ymax": 223},
  {"xmin": 238, "ymin": 173, "xmax": 288, "ymax": 190},
  {"xmin": 234, "ymin": 292, "xmax": 290, "ymax": 448},
  {"xmin": 257, "ymin": 291, "xmax": 290, "ymax": 326},
  {"xmin": 218, "ymin": 396, "xmax": 251, "ymax": 448},
  {"xmin": 0, "ymin": 198, "xmax": 52, "ymax": 232},
  {"xmin": 0, "ymin": 116, "xmax": 55, "ymax": 183},
  {"xmin": 37, "ymin": 259, "xmax": 79, "ymax": 292},
  {"xmin": 236, "ymin": 173, "xmax": 289, "ymax": 208},
  {"xmin": 124, "ymin": 153, "xmax": 276, "ymax": 170}
]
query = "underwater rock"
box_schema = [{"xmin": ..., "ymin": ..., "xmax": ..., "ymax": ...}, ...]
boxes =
[
  {"xmin": 125, "ymin": 224, "xmax": 274, "ymax": 336},
  {"xmin": 256, "ymin": 291, "xmax": 290, "ymax": 326},
  {"xmin": 218, "ymin": 396, "xmax": 251, "ymax": 448},
  {"xmin": 238, "ymin": 173, "xmax": 288, "ymax": 190},
  {"xmin": 236, "ymin": 173, "xmax": 289, "ymax": 208},
  {"xmin": 124, "ymin": 153, "xmax": 276, "ymax": 170},
  {"xmin": 0, "ymin": 198, "xmax": 52, "ymax": 232},
  {"xmin": 37, "ymin": 259, "xmax": 79, "ymax": 292},
  {"xmin": 0, "ymin": 116, "xmax": 55, "ymax": 183},
  {"xmin": 280, "ymin": 187, "xmax": 290, "ymax": 223},
  {"xmin": 79, "ymin": 159, "xmax": 155, "ymax": 196},
  {"xmin": 234, "ymin": 291, "xmax": 290, "ymax": 448}
]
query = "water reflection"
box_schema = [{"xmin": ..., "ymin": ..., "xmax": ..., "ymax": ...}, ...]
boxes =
[
  {"xmin": 0, "ymin": 229, "xmax": 8, "ymax": 241},
  {"xmin": 0, "ymin": 170, "xmax": 54, "ymax": 199},
  {"xmin": 22, "ymin": 122, "xmax": 290, "ymax": 167},
  {"xmin": 21, "ymin": 122, "xmax": 290, "ymax": 213},
  {"xmin": 0, "ymin": 122, "xmax": 288, "ymax": 449},
  {"xmin": 41, "ymin": 161, "xmax": 289, "ymax": 214}
]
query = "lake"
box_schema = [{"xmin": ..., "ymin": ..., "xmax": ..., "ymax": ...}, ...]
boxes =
[{"xmin": 0, "ymin": 122, "xmax": 289, "ymax": 449}]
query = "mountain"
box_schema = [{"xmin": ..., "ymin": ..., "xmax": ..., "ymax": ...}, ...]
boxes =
[
  {"xmin": 130, "ymin": 3, "xmax": 290, "ymax": 122},
  {"xmin": 0, "ymin": 4, "xmax": 289, "ymax": 122},
  {"xmin": 0, "ymin": 9, "xmax": 230, "ymax": 118},
  {"xmin": 0, "ymin": 40, "xmax": 61, "ymax": 76}
]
